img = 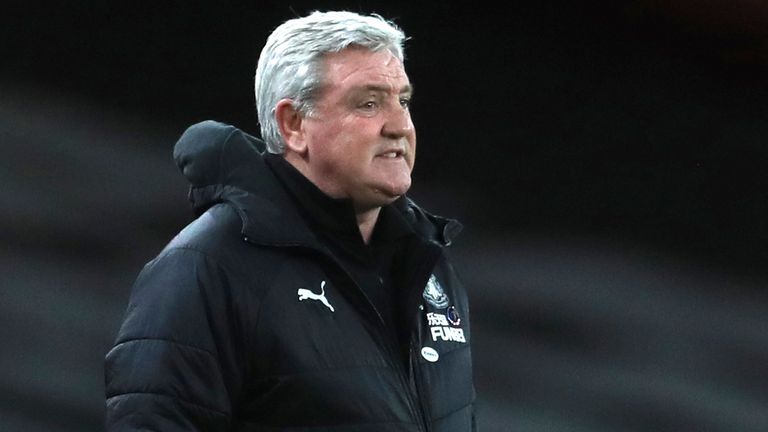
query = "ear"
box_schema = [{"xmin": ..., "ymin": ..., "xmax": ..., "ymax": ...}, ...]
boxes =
[{"xmin": 275, "ymin": 99, "xmax": 307, "ymax": 155}]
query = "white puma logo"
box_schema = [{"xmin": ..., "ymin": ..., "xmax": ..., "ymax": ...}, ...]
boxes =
[{"xmin": 297, "ymin": 280, "xmax": 335, "ymax": 312}]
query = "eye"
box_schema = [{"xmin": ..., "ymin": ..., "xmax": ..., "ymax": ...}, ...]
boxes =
[
  {"xmin": 399, "ymin": 97, "xmax": 411, "ymax": 109},
  {"xmin": 359, "ymin": 100, "xmax": 378, "ymax": 111}
]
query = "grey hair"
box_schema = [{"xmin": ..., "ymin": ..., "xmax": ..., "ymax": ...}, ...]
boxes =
[{"xmin": 254, "ymin": 10, "xmax": 407, "ymax": 154}]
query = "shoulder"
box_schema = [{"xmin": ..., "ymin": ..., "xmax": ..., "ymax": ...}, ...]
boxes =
[
  {"xmin": 127, "ymin": 204, "xmax": 263, "ymax": 318},
  {"xmin": 152, "ymin": 202, "xmax": 294, "ymax": 284},
  {"xmin": 161, "ymin": 203, "xmax": 245, "ymax": 264}
]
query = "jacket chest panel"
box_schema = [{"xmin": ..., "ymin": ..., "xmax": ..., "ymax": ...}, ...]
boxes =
[
  {"xmin": 412, "ymin": 268, "xmax": 476, "ymax": 421},
  {"xmin": 253, "ymin": 265, "xmax": 393, "ymax": 376},
  {"xmin": 243, "ymin": 263, "xmax": 417, "ymax": 425}
]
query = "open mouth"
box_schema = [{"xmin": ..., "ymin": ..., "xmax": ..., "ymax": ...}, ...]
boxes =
[{"xmin": 377, "ymin": 149, "xmax": 405, "ymax": 159}]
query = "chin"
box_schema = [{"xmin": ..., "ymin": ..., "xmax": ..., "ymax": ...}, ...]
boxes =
[
  {"xmin": 354, "ymin": 188, "xmax": 405, "ymax": 211},
  {"xmin": 354, "ymin": 176, "xmax": 411, "ymax": 208},
  {"xmin": 382, "ymin": 180, "xmax": 411, "ymax": 199}
]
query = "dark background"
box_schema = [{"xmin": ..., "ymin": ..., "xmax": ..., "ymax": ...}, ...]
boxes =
[{"xmin": 2, "ymin": 1, "xmax": 767, "ymax": 431}]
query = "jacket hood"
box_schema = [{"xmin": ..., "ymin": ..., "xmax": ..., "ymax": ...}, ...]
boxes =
[{"xmin": 173, "ymin": 120, "xmax": 462, "ymax": 247}]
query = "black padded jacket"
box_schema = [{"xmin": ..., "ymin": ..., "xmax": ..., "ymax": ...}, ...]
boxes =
[{"xmin": 104, "ymin": 120, "xmax": 477, "ymax": 431}]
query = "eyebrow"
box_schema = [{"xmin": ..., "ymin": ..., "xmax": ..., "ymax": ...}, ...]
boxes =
[{"xmin": 354, "ymin": 83, "xmax": 414, "ymax": 96}]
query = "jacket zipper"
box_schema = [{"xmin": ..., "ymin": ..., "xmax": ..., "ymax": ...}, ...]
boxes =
[
  {"xmin": 330, "ymin": 258, "xmax": 429, "ymax": 432},
  {"xmin": 243, "ymin": 238, "xmax": 428, "ymax": 431},
  {"xmin": 326, "ymin": 241, "xmax": 443, "ymax": 432}
]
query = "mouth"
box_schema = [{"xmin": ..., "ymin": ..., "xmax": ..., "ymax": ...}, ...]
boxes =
[{"xmin": 376, "ymin": 149, "xmax": 406, "ymax": 159}]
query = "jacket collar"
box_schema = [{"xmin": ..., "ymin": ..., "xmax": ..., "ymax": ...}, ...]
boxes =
[{"xmin": 174, "ymin": 120, "xmax": 462, "ymax": 250}]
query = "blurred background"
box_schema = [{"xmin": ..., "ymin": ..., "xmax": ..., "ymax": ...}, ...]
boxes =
[{"xmin": 2, "ymin": 1, "xmax": 767, "ymax": 431}]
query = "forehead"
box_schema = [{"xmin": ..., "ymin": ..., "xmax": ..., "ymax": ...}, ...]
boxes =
[{"xmin": 321, "ymin": 47, "xmax": 409, "ymax": 91}]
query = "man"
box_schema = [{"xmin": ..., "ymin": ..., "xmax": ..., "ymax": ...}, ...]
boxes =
[{"xmin": 105, "ymin": 10, "xmax": 476, "ymax": 431}]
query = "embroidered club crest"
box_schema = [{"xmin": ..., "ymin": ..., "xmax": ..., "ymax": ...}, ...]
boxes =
[
  {"xmin": 422, "ymin": 274, "xmax": 449, "ymax": 309},
  {"xmin": 446, "ymin": 305, "xmax": 461, "ymax": 326}
]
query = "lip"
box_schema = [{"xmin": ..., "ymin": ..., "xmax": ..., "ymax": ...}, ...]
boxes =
[{"xmin": 375, "ymin": 148, "xmax": 406, "ymax": 159}]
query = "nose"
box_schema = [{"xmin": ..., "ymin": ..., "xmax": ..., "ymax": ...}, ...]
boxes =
[{"xmin": 381, "ymin": 104, "xmax": 413, "ymax": 139}]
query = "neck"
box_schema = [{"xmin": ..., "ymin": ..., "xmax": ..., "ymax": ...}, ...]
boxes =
[{"xmin": 355, "ymin": 206, "xmax": 381, "ymax": 244}]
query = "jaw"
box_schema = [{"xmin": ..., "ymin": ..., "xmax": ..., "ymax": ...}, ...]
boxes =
[
  {"xmin": 350, "ymin": 163, "xmax": 412, "ymax": 211},
  {"xmin": 369, "ymin": 155, "xmax": 412, "ymax": 195}
]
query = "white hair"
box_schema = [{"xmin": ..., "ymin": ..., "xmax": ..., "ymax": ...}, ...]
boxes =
[{"xmin": 254, "ymin": 10, "xmax": 407, "ymax": 154}]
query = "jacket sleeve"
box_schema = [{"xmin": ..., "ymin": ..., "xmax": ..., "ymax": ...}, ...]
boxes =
[{"xmin": 105, "ymin": 247, "xmax": 248, "ymax": 431}]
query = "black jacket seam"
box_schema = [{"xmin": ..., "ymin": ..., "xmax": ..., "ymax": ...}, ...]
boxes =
[
  {"xmin": 242, "ymin": 419, "xmax": 415, "ymax": 429},
  {"xmin": 111, "ymin": 337, "xmax": 217, "ymax": 359},
  {"xmin": 106, "ymin": 391, "xmax": 229, "ymax": 417},
  {"xmin": 165, "ymin": 245, "xmax": 231, "ymax": 274},
  {"xmin": 255, "ymin": 362, "xmax": 396, "ymax": 380},
  {"xmin": 433, "ymin": 400, "xmax": 474, "ymax": 422}
]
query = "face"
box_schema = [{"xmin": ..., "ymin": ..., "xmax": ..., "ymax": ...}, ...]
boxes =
[{"xmin": 298, "ymin": 47, "xmax": 416, "ymax": 211}]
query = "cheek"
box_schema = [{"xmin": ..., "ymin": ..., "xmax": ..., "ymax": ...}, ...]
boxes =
[
  {"xmin": 308, "ymin": 116, "xmax": 381, "ymax": 172},
  {"xmin": 334, "ymin": 120, "xmax": 376, "ymax": 164},
  {"xmin": 314, "ymin": 131, "xmax": 365, "ymax": 175},
  {"xmin": 408, "ymin": 132, "xmax": 417, "ymax": 168},
  {"xmin": 308, "ymin": 123, "xmax": 345, "ymax": 161},
  {"xmin": 342, "ymin": 139, "xmax": 373, "ymax": 174}
]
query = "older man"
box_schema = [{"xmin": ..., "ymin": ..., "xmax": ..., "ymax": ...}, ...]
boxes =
[{"xmin": 105, "ymin": 10, "xmax": 476, "ymax": 431}]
